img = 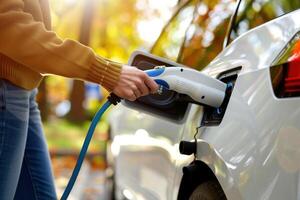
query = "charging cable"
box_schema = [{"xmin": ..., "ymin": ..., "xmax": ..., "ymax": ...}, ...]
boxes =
[{"xmin": 61, "ymin": 94, "xmax": 121, "ymax": 200}]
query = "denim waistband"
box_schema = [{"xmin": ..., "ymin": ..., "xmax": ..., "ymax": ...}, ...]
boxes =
[
  {"xmin": 0, "ymin": 79, "xmax": 29, "ymax": 91},
  {"xmin": 0, "ymin": 79, "xmax": 38, "ymax": 107}
]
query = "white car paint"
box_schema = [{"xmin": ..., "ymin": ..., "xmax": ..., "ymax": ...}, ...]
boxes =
[{"xmin": 108, "ymin": 10, "xmax": 300, "ymax": 200}]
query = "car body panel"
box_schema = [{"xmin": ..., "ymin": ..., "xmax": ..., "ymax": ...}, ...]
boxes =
[
  {"xmin": 173, "ymin": 9, "xmax": 300, "ymax": 200},
  {"xmin": 107, "ymin": 6, "xmax": 300, "ymax": 200},
  {"xmin": 108, "ymin": 105, "xmax": 187, "ymax": 200}
]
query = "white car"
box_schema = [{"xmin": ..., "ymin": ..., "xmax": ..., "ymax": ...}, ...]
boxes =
[{"xmin": 107, "ymin": 0, "xmax": 300, "ymax": 199}]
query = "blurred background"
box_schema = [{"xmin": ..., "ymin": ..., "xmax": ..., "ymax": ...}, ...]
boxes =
[{"xmin": 40, "ymin": 0, "xmax": 178, "ymax": 199}]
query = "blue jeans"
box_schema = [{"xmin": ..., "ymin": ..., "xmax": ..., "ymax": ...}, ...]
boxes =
[{"xmin": 0, "ymin": 80, "xmax": 57, "ymax": 200}]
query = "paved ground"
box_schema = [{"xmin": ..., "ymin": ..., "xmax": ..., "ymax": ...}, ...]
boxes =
[{"xmin": 54, "ymin": 161, "xmax": 112, "ymax": 200}]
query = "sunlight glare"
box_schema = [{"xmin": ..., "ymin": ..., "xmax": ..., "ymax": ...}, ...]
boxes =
[
  {"xmin": 65, "ymin": 0, "xmax": 77, "ymax": 6},
  {"xmin": 137, "ymin": 19, "xmax": 165, "ymax": 44},
  {"xmin": 136, "ymin": 0, "xmax": 177, "ymax": 45}
]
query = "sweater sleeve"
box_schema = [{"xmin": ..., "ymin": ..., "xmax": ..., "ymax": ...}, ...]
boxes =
[{"xmin": 0, "ymin": 0, "xmax": 121, "ymax": 91}]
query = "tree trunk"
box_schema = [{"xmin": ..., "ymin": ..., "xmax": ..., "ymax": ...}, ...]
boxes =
[{"xmin": 68, "ymin": 0, "xmax": 95, "ymax": 123}]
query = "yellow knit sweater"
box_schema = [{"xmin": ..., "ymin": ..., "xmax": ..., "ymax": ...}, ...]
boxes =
[{"xmin": 0, "ymin": 0, "xmax": 122, "ymax": 91}]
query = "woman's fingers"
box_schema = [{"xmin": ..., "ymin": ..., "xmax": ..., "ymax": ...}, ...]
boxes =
[
  {"xmin": 130, "ymin": 84, "xmax": 142, "ymax": 98},
  {"xmin": 144, "ymin": 74, "xmax": 159, "ymax": 94},
  {"xmin": 112, "ymin": 65, "xmax": 159, "ymax": 101},
  {"xmin": 136, "ymin": 72, "xmax": 150, "ymax": 96}
]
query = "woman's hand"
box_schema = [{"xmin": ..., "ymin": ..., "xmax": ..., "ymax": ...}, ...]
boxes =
[{"xmin": 112, "ymin": 65, "xmax": 159, "ymax": 101}]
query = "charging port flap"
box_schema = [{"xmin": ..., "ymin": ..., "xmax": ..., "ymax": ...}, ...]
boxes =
[{"xmin": 124, "ymin": 51, "xmax": 191, "ymax": 123}]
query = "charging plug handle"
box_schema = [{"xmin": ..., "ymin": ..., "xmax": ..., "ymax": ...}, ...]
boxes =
[{"xmin": 145, "ymin": 67, "xmax": 227, "ymax": 108}]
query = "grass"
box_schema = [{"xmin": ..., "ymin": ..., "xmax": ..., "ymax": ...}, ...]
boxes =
[{"xmin": 44, "ymin": 117, "xmax": 109, "ymax": 153}]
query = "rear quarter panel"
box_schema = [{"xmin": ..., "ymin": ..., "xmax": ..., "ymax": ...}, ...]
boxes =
[{"xmin": 175, "ymin": 9, "xmax": 300, "ymax": 200}]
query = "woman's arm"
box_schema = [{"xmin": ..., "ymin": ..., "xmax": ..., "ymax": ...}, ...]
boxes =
[{"xmin": 0, "ymin": 0, "xmax": 158, "ymax": 98}]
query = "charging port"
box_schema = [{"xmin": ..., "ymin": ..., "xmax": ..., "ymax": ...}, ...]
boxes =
[{"xmin": 201, "ymin": 67, "xmax": 241, "ymax": 126}]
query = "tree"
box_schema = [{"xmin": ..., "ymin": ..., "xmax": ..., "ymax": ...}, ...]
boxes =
[{"xmin": 68, "ymin": 0, "xmax": 96, "ymax": 123}]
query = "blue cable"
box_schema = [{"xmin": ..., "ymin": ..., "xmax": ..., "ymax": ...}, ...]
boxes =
[{"xmin": 61, "ymin": 100, "xmax": 112, "ymax": 200}]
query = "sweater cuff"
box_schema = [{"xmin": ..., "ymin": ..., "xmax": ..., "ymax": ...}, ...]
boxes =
[{"xmin": 87, "ymin": 56, "xmax": 122, "ymax": 91}]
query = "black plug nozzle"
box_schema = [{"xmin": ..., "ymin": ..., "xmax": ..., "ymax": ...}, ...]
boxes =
[{"xmin": 107, "ymin": 93, "xmax": 122, "ymax": 105}]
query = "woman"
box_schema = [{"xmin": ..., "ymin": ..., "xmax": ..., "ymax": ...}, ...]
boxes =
[{"xmin": 0, "ymin": 0, "xmax": 158, "ymax": 199}]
